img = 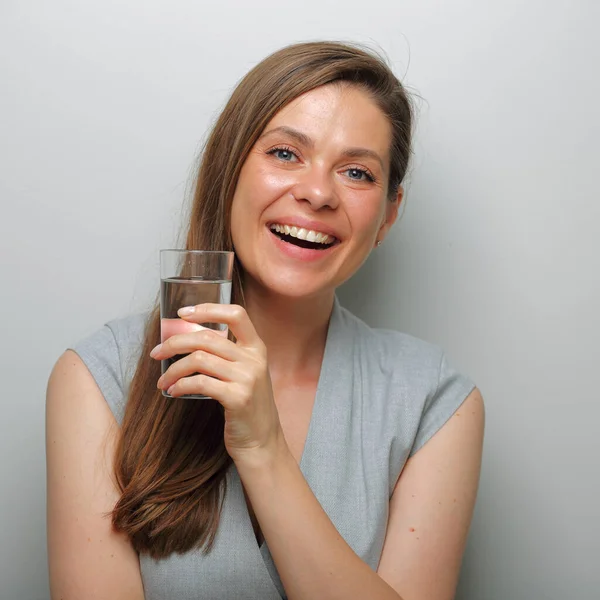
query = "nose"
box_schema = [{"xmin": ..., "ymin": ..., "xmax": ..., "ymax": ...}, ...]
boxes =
[{"xmin": 291, "ymin": 165, "xmax": 339, "ymax": 211}]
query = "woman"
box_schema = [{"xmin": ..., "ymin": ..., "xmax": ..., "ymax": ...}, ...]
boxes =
[{"xmin": 46, "ymin": 41, "xmax": 484, "ymax": 600}]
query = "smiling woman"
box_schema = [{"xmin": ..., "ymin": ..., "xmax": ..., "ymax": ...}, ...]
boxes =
[
  {"xmin": 46, "ymin": 41, "xmax": 484, "ymax": 600},
  {"xmin": 230, "ymin": 83, "xmax": 398, "ymax": 297}
]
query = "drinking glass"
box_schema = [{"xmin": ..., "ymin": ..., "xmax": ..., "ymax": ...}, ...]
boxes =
[{"xmin": 160, "ymin": 249, "xmax": 234, "ymax": 399}]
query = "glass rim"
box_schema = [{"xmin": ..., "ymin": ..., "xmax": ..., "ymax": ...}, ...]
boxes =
[{"xmin": 160, "ymin": 249, "xmax": 234, "ymax": 256}]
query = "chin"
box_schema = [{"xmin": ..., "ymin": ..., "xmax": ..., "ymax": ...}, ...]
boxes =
[{"xmin": 253, "ymin": 272, "xmax": 335, "ymax": 301}]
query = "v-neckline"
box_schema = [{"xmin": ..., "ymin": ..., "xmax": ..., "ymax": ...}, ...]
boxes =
[
  {"xmin": 299, "ymin": 296, "xmax": 341, "ymax": 472},
  {"xmin": 235, "ymin": 297, "xmax": 342, "ymax": 551}
]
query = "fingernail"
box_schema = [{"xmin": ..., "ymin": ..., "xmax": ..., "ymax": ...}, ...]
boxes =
[
  {"xmin": 178, "ymin": 306, "xmax": 195, "ymax": 316},
  {"xmin": 167, "ymin": 385, "xmax": 176, "ymax": 396},
  {"xmin": 150, "ymin": 343, "xmax": 162, "ymax": 357}
]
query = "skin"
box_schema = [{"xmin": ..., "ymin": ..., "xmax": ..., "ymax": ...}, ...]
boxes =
[
  {"xmin": 230, "ymin": 83, "xmax": 397, "ymax": 301},
  {"xmin": 46, "ymin": 83, "xmax": 484, "ymax": 600}
]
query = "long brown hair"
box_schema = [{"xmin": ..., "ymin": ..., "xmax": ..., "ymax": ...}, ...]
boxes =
[{"xmin": 112, "ymin": 41, "xmax": 414, "ymax": 558}]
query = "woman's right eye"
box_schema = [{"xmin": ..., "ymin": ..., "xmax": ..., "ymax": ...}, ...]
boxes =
[{"xmin": 267, "ymin": 147, "xmax": 298, "ymax": 162}]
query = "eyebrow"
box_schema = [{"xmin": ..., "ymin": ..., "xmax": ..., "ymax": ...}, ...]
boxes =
[
  {"xmin": 260, "ymin": 125, "xmax": 385, "ymax": 170},
  {"xmin": 261, "ymin": 126, "xmax": 313, "ymax": 149}
]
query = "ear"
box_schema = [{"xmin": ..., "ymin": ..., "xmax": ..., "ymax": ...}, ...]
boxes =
[{"xmin": 375, "ymin": 186, "xmax": 404, "ymax": 246}]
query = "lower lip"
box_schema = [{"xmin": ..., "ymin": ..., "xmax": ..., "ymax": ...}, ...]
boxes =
[{"xmin": 267, "ymin": 228, "xmax": 338, "ymax": 262}]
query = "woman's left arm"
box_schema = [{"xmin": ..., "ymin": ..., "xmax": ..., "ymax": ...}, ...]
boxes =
[
  {"xmin": 153, "ymin": 304, "xmax": 484, "ymax": 600},
  {"xmin": 377, "ymin": 387, "xmax": 484, "ymax": 599},
  {"xmin": 238, "ymin": 389, "xmax": 484, "ymax": 600}
]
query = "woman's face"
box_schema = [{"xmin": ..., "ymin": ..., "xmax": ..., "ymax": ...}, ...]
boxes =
[{"xmin": 230, "ymin": 83, "xmax": 401, "ymax": 300}]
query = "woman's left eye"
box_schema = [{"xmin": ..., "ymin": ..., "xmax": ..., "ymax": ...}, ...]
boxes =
[{"xmin": 345, "ymin": 167, "xmax": 375, "ymax": 182}]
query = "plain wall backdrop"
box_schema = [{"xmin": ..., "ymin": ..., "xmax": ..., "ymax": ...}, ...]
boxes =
[{"xmin": 1, "ymin": 1, "xmax": 599, "ymax": 598}]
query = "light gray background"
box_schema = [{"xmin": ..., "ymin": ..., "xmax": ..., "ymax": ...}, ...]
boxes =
[{"xmin": 1, "ymin": 1, "xmax": 598, "ymax": 598}]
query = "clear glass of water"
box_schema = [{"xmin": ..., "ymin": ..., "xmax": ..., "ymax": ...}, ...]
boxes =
[{"xmin": 159, "ymin": 249, "xmax": 234, "ymax": 400}]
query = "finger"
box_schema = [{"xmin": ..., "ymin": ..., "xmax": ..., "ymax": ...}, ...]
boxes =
[
  {"xmin": 152, "ymin": 329, "xmax": 243, "ymax": 362},
  {"xmin": 166, "ymin": 372, "xmax": 229, "ymax": 405},
  {"xmin": 160, "ymin": 318, "xmax": 206, "ymax": 343},
  {"xmin": 158, "ymin": 350, "xmax": 234, "ymax": 391},
  {"xmin": 177, "ymin": 304, "xmax": 259, "ymax": 347}
]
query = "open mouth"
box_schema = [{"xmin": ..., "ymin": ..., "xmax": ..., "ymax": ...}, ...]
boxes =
[{"xmin": 269, "ymin": 224, "xmax": 338, "ymax": 250}]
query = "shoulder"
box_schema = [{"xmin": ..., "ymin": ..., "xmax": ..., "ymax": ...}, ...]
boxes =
[
  {"xmin": 105, "ymin": 312, "xmax": 149, "ymax": 353},
  {"xmin": 73, "ymin": 312, "xmax": 149, "ymax": 371},
  {"xmin": 65, "ymin": 312, "xmax": 151, "ymax": 424},
  {"xmin": 336, "ymin": 304, "xmax": 476, "ymax": 460},
  {"xmin": 337, "ymin": 304, "xmax": 445, "ymax": 384}
]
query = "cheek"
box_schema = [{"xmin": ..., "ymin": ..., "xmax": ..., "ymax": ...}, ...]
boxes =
[
  {"xmin": 346, "ymin": 195, "xmax": 387, "ymax": 240},
  {"xmin": 230, "ymin": 200, "xmax": 243, "ymax": 249},
  {"xmin": 230, "ymin": 168, "xmax": 257, "ymax": 244},
  {"xmin": 230, "ymin": 172, "xmax": 282, "ymax": 252},
  {"xmin": 233, "ymin": 163, "xmax": 292, "ymax": 216},
  {"xmin": 254, "ymin": 167, "xmax": 297, "ymax": 203},
  {"xmin": 230, "ymin": 190, "xmax": 254, "ymax": 256}
]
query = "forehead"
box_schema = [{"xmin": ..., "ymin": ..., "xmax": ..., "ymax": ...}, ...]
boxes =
[{"xmin": 265, "ymin": 84, "xmax": 392, "ymax": 158}]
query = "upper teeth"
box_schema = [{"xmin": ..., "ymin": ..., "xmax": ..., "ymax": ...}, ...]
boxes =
[{"xmin": 270, "ymin": 224, "xmax": 335, "ymax": 245}]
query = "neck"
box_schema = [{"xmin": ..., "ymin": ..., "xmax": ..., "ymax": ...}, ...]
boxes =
[{"xmin": 242, "ymin": 282, "xmax": 335, "ymax": 379}]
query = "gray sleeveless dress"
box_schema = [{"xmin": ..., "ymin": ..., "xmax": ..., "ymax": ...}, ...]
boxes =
[{"xmin": 71, "ymin": 297, "xmax": 475, "ymax": 600}]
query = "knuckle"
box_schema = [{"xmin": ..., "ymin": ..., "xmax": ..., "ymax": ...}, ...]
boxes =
[
  {"xmin": 199, "ymin": 329, "xmax": 216, "ymax": 342},
  {"xmin": 192, "ymin": 373, "xmax": 208, "ymax": 387},
  {"xmin": 191, "ymin": 349, "xmax": 206, "ymax": 364},
  {"xmin": 230, "ymin": 305, "xmax": 245, "ymax": 322}
]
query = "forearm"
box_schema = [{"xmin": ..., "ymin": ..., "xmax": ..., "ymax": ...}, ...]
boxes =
[{"xmin": 236, "ymin": 445, "xmax": 403, "ymax": 600}]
